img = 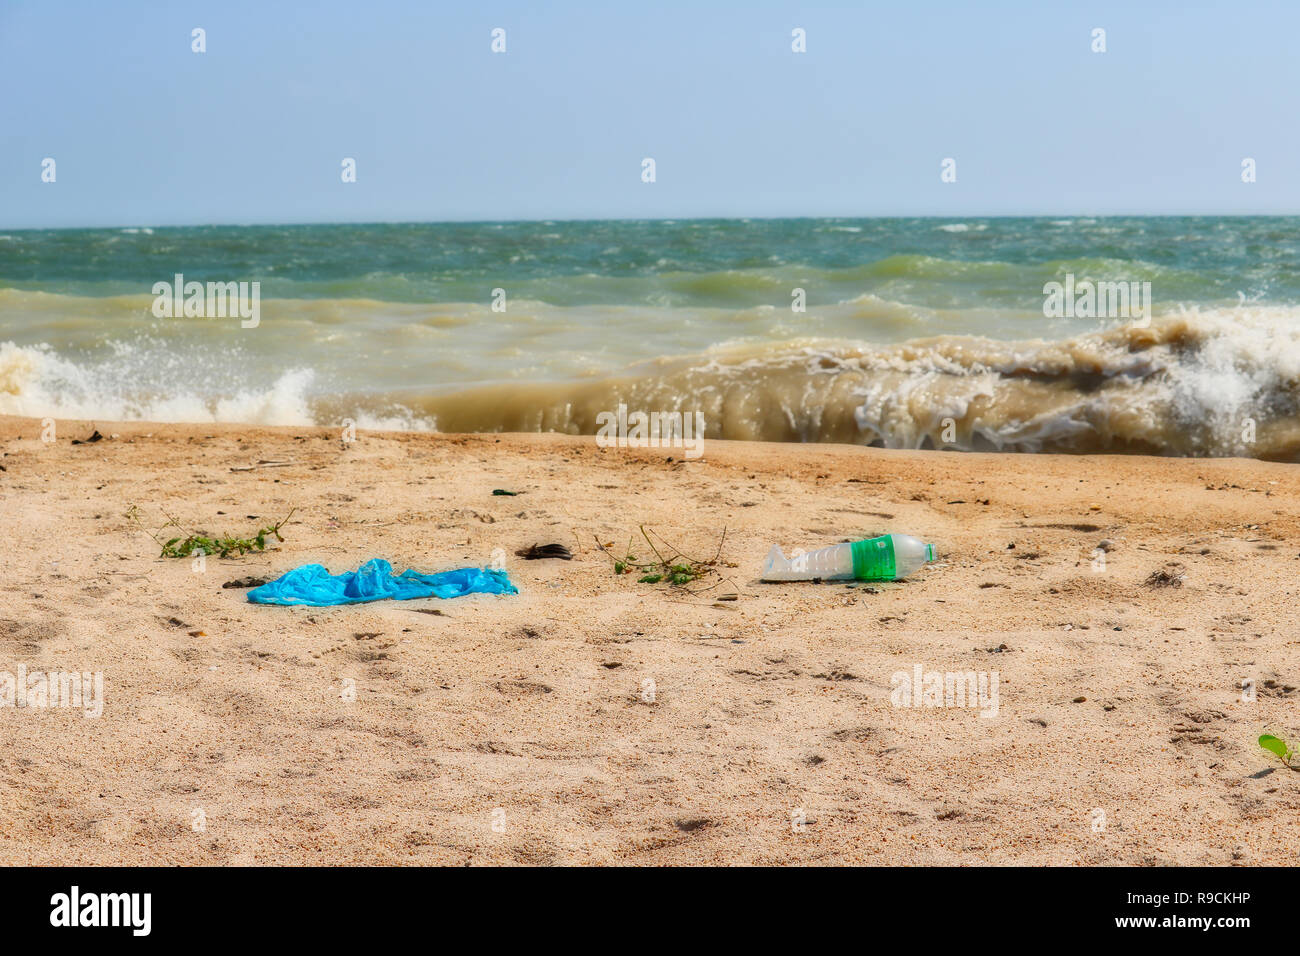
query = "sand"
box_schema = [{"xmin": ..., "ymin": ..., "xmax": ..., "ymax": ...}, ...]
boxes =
[{"xmin": 1, "ymin": 414, "xmax": 1298, "ymax": 865}]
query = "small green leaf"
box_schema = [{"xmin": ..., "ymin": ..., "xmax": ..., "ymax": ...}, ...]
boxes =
[
  {"xmin": 638, "ymin": 574, "xmax": 663, "ymax": 584},
  {"xmin": 1259, "ymin": 734, "xmax": 1291, "ymax": 762}
]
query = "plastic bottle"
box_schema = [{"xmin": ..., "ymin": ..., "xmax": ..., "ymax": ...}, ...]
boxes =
[{"xmin": 760, "ymin": 534, "xmax": 937, "ymax": 582}]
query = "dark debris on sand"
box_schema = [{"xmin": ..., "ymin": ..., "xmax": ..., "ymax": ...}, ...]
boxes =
[{"xmin": 515, "ymin": 543, "xmax": 573, "ymax": 560}]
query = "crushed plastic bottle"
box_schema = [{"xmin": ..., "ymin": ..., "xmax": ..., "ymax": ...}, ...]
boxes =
[{"xmin": 761, "ymin": 533, "xmax": 937, "ymax": 582}]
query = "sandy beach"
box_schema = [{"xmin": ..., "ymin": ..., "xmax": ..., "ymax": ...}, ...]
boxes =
[{"xmin": 1, "ymin": 414, "xmax": 1298, "ymax": 865}]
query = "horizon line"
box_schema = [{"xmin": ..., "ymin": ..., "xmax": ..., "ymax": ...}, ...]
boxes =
[{"xmin": 5, "ymin": 211, "xmax": 1300, "ymax": 232}]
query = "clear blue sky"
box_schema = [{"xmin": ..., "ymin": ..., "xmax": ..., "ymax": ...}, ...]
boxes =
[{"xmin": 2, "ymin": 0, "xmax": 1297, "ymax": 227}]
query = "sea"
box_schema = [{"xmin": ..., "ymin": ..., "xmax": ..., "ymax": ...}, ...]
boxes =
[{"xmin": 2, "ymin": 216, "xmax": 1298, "ymax": 458}]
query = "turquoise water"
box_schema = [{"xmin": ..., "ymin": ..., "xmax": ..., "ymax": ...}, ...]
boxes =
[
  {"xmin": 1, "ymin": 217, "xmax": 1299, "ymax": 457},
  {"xmin": 1, "ymin": 217, "xmax": 1296, "ymax": 307}
]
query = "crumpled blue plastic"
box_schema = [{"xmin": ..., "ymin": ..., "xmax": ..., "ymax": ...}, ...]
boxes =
[{"xmin": 247, "ymin": 558, "xmax": 517, "ymax": 607}]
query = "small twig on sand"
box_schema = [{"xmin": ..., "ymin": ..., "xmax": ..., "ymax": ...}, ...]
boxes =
[{"xmin": 230, "ymin": 459, "xmax": 297, "ymax": 472}]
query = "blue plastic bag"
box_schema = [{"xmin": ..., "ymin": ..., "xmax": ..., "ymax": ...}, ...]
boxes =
[{"xmin": 248, "ymin": 558, "xmax": 517, "ymax": 607}]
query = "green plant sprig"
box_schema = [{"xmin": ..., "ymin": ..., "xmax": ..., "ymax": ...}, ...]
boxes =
[
  {"xmin": 126, "ymin": 505, "xmax": 296, "ymax": 559},
  {"xmin": 1258, "ymin": 734, "xmax": 1300, "ymax": 770},
  {"xmin": 597, "ymin": 525, "xmax": 728, "ymax": 590}
]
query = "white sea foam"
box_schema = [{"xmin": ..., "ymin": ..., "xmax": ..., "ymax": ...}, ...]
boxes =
[
  {"xmin": 398, "ymin": 307, "xmax": 1300, "ymax": 458},
  {"xmin": 0, "ymin": 341, "xmax": 431, "ymax": 430},
  {"xmin": 3, "ymin": 306, "xmax": 1299, "ymax": 457}
]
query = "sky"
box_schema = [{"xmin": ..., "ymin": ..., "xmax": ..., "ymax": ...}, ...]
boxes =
[{"xmin": 1, "ymin": 0, "xmax": 1298, "ymax": 228}]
